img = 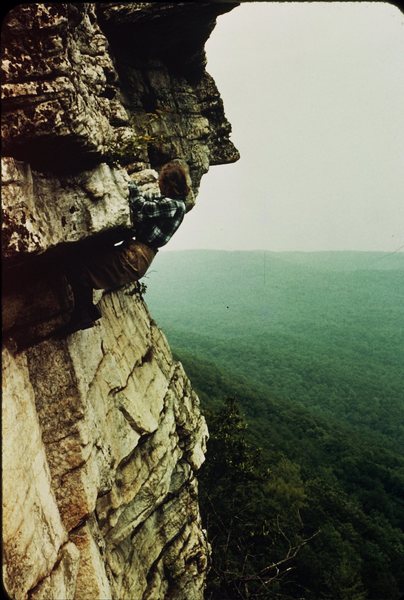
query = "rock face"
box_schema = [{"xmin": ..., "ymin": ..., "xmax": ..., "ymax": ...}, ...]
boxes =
[{"xmin": 1, "ymin": 3, "xmax": 239, "ymax": 599}]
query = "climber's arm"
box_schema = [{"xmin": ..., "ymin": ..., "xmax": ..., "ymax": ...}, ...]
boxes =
[{"xmin": 128, "ymin": 182, "xmax": 183, "ymax": 221}]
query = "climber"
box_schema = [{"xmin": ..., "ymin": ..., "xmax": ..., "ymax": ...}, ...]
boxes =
[{"xmin": 57, "ymin": 161, "xmax": 192, "ymax": 336}]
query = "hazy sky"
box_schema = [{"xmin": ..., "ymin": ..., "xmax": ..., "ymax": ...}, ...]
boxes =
[{"xmin": 166, "ymin": 1, "xmax": 404, "ymax": 252}]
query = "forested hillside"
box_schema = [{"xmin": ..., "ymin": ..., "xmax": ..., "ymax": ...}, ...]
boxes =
[
  {"xmin": 146, "ymin": 250, "xmax": 404, "ymax": 448},
  {"xmin": 145, "ymin": 251, "xmax": 404, "ymax": 599}
]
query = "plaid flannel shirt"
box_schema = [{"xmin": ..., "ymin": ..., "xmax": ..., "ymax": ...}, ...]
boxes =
[{"xmin": 128, "ymin": 182, "xmax": 186, "ymax": 248}]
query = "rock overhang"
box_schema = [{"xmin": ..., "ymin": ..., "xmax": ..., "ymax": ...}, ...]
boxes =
[{"xmin": 1, "ymin": 2, "xmax": 240, "ymax": 262}]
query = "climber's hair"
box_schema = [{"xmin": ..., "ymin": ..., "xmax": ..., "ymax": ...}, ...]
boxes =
[{"xmin": 158, "ymin": 161, "xmax": 190, "ymax": 200}]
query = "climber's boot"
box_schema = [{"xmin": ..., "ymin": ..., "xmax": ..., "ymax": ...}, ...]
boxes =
[
  {"xmin": 55, "ymin": 266, "xmax": 101, "ymax": 337},
  {"xmin": 61, "ymin": 303, "xmax": 102, "ymax": 336}
]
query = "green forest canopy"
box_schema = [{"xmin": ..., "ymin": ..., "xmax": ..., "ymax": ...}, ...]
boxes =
[{"xmin": 145, "ymin": 251, "xmax": 404, "ymax": 599}]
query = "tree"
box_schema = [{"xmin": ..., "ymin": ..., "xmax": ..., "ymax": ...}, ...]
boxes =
[{"xmin": 199, "ymin": 398, "xmax": 314, "ymax": 600}]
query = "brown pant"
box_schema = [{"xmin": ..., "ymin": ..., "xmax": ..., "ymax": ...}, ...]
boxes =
[{"xmin": 82, "ymin": 239, "xmax": 157, "ymax": 290}]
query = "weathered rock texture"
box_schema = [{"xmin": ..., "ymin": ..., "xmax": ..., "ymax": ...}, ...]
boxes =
[{"xmin": 2, "ymin": 3, "xmax": 239, "ymax": 599}]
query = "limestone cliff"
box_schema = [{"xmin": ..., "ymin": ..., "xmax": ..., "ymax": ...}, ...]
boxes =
[{"xmin": 1, "ymin": 3, "xmax": 239, "ymax": 599}]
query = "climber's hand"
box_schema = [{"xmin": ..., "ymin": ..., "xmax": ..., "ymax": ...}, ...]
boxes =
[{"xmin": 185, "ymin": 191, "xmax": 196, "ymax": 213}]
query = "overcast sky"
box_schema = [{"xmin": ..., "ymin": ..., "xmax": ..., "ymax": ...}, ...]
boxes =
[{"xmin": 166, "ymin": 1, "xmax": 404, "ymax": 252}]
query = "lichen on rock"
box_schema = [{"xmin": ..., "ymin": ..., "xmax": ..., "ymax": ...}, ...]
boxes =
[{"xmin": 1, "ymin": 3, "xmax": 239, "ymax": 599}]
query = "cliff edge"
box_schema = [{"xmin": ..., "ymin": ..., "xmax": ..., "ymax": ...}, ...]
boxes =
[{"xmin": 1, "ymin": 3, "xmax": 239, "ymax": 599}]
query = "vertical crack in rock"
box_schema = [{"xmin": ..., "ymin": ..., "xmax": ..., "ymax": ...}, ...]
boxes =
[{"xmin": 2, "ymin": 3, "xmax": 239, "ymax": 599}]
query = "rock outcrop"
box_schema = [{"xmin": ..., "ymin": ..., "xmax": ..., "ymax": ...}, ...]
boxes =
[{"xmin": 1, "ymin": 3, "xmax": 239, "ymax": 599}]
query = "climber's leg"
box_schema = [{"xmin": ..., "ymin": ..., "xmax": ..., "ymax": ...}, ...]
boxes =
[
  {"xmin": 55, "ymin": 263, "xmax": 101, "ymax": 337},
  {"xmin": 55, "ymin": 240, "xmax": 156, "ymax": 337},
  {"xmin": 68, "ymin": 265, "xmax": 101, "ymax": 325},
  {"xmin": 83, "ymin": 239, "xmax": 157, "ymax": 291}
]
